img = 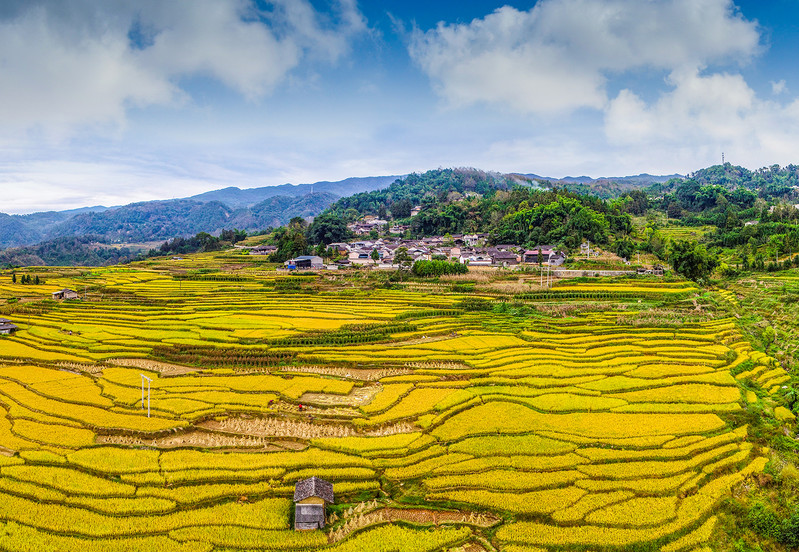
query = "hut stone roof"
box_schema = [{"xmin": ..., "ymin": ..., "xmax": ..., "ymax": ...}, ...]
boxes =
[{"xmin": 293, "ymin": 476, "xmax": 334, "ymax": 504}]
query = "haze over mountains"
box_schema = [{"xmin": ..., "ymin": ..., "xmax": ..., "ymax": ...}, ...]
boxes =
[
  {"xmin": 0, "ymin": 171, "xmax": 678, "ymax": 251},
  {"xmin": 0, "ymin": 176, "xmax": 401, "ymax": 250},
  {"xmin": 526, "ymin": 173, "xmax": 681, "ymax": 185}
]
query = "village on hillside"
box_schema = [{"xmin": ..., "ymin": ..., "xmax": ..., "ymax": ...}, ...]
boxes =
[
  {"xmin": 242, "ymin": 233, "xmax": 663, "ymax": 277},
  {"xmin": 244, "ymin": 230, "xmax": 568, "ymax": 270}
]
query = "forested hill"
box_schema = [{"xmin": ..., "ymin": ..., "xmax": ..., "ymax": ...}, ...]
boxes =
[
  {"xmin": 315, "ymin": 168, "xmax": 635, "ymax": 253},
  {"xmin": 49, "ymin": 194, "xmax": 336, "ymax": 243},
  {"xmin": 326, "ymin": 168, "xmax": 537, "ymax": 219},
  {"xmin": 678, "ymin": 163, "xmax": 799, "ymax": 198},
  {"xmin": 187, "ymin": 175, "xmax": 400, "ymax": 208},
  {"xmin": 0, "ymin": 236, "xmax": 142, "ymax": 267},
  {"xmin": 535, "ymin": 173, "xmax": 681, "ymax": 199},
  {"xmin": 0, "ymin": 175, "xmax": 398, "ymax": 249},
  {"xmin": 0, "ymin": 193, "xmax": 337, "ymax": 249}
]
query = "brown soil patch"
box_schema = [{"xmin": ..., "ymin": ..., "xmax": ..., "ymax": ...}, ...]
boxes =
[
  {"xmin": 108, "ymin": 358, "xmax": 200, "ymax": 376},
  {"xmin": 200, "ymin": 416, "xmax": 417, "ymax": 440},
  {"xmin": 380, "ymin": 508, "xmax": 498, "ymax": 526},
  {"xmin": 329, "ymin": 506, "xmax": 499, "ymax": 543},
  {"xmin": 56, "ymin": 362, "xmax": 105, "ymax": 375},
  {"xmin": 277, "ymin": 365, "xmax": 412, "ymax": 381},
  {"xmin": 260, "ymin": 400, "xmax": 361, "ymax": 418},
  {"xmin": 406, "ymin": 361, "xmax": 473, "ymax": 371},
  {"xmin": 385, "ymin": 334, "xmax": 457, "ymax": 347},
  {"xmin": 97, "ymin": 430, "xmax": 299, "ymax": 451},
  {"xmin": 300, "ymin": 383, "xmax": 381, "ymax": 407}
]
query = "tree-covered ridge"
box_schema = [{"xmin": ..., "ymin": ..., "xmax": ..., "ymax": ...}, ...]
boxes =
[
  {"xmin": 323, "ymin": 169, "xmax": 634, "ymax": 252},
  {"xmin": 627, "ymin": 164, "xmax": 799, "ymax": 272},
  {"xmin": 327, "ymin": 168, "xmax": 533, "ymax": 219},
  {"xmin": 0, "ymin": 236, "xmax": 141, "ymax": 267},
  {"xmin": 692, "ymin": 163, "xmax": 799, "ymax": 197},
  {"xmin": 50, "ymin": 194, "xmax": 337, "ymax": 243},
  {"xmin": 655, "ymin": 163, "xmax": 799, "ymax": 203},
  {"xmin": 0, "ymin": 194, "xmax": 338, "ymax": 250}
]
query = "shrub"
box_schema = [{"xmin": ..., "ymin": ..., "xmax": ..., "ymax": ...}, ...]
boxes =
[
  {"xmin": 782, "ymin": 509, "xmax": 799, "ymax": 548},
  {"xmin": 456, "ymin": 297, "xmax": 492, "ymax": 311},
  {"xmin": 747, "ymin": 502, "xmax": 781, "ymax": 540},
  {"xmin": 411, "ymin": 260, "xmax": 468, "ymax": 277}
]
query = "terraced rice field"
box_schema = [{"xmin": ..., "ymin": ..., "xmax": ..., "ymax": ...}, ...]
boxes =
[{"xmin": 0, "ymin": 262, "xmax": 786, "ymax": 551}]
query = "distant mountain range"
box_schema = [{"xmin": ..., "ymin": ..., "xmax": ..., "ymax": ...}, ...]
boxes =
[
  {"xmin": 522, "ymin": 173, "xmax": 681, "ymax": 185},
  {"xmin": 187, "ymin": 176, "xmax": 403, "ymax": 209},
  {"xmin": 518, "ymin": 172, "xmax": 683, "ymax": 199},
  {"xmin": 0, "ymin": 175, "xmax": 401, "ymax": 250},
  {"xmin": 0, "ymin": 171, "xmax": 680, "ymax": 254}
]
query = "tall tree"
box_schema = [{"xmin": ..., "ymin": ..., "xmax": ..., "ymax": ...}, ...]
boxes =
[
  {"xmin": 669, "ymin": 240, "xmax": 718, "ymax": 282},
  {"xmin": 307, "ymin": 213, "xmax": 349, "ymax": 246}
]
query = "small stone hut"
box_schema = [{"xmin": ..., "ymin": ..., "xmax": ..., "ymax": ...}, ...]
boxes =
[
  {"xmin": 0, "ymin": 318, "xmax": 17, "ymax": 335},
  {"xmin": 293, "ymin": 476, "xmax": 334, "ymax": 530},
  {"xmin": 52, "ymin": 289, "xmax": 79, "ymax": 300}
]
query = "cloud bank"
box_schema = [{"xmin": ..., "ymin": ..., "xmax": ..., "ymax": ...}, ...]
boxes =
[
  {"xmin": 408, "ymin": 0, "xmax": 799, "ymax": 172},
  {"xmin": 409, "ymin": 0, "xmax": 760, "ymax": 114},
  {"xmin": 0, "ymin": 0, "xmax": 366, "ymax": 132}
]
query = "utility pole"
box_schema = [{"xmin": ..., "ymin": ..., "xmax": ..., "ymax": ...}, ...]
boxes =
[
  {"xmin": 140, "ymin": 374, "xmax": 152, "ymax": 418},
  {"xmin": 586, "ymin": 240, "xmax": 590, "ymax": 260}
]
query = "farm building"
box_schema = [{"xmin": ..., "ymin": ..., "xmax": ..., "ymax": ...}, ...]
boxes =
[
  {"xmin": 0, "ymin": 318, "xmax": 18, "ymax": 335},
  {"xmin": 293, "ymin": 476, "xmax": 334, "ymax": 530},
  {"xmin": 490, "ymin": 250, "xmax": 519, "ymax": 266},
  {"xmin": 249, "ymin": 245, "xmax": 277, "ymax": 256},
  {"xmin": 637, "ymin": 264, "xmax": 665, "ymax": 276},
  {"xmin": 523, "ymin": 247, "xmax": 566, "ymax": 265},
  {"xmin": 285, "ymin": 256, "xmax": 324, "ymax": 270},
  {"xmin": 52, "ymin": 289, "xmax": 79, "ymax": 300}
]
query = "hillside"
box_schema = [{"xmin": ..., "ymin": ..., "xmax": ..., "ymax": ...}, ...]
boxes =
[
  {"xmin": 0, "ymin": 236, "xmax": 144, "ymax": 267},
  {"xmin": 188, "ymin": 175, "xmax": 401, "ymax": 208},
  {"xmin": 8, "ymin": 162, "xmax": 799, "ymax": 268},
  {"xmin": 0, "ymin": 169, "xmax": 685, "ymax": 251},
  {"xmin": 0, "ymin": 193, "xmax": 337, "ymax": 251},
  {"xmin": 522, "ymin": 172, "xmax": 682, "ymax": 199},
  {"xmin": 327, "ymin": 168, "xmax": 536, "ymax": 218},
  {"xmin": 0, "ymin": 254, "xmax": 794, "ymax": 551},
  {"xmin": 0, "ymin": 175, "xmax": 398, "ymax": 249}
]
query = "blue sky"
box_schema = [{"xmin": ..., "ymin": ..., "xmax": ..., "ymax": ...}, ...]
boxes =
[{"xmin": 2, "ymin": 0, "xmax": 799, "ymax": 213}]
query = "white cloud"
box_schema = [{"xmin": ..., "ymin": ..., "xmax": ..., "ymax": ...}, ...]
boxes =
[
  {"xmin": 606, "ymin": 68, "xmax": 757, "ymax": 145},
  {"xmin": 605, "ymin": 68, "xmax": 799, "ymax": 170},
  {"xmin": 409, "ymin": 0, "xmax": 760, "ymax": 115},
  {"xmin": 0, "ymin": 0, "xmax": 365, "ymax": 132},
  {"xmin": 772, "ymin": 79, "xmax": 787, "ymax": 95}
]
